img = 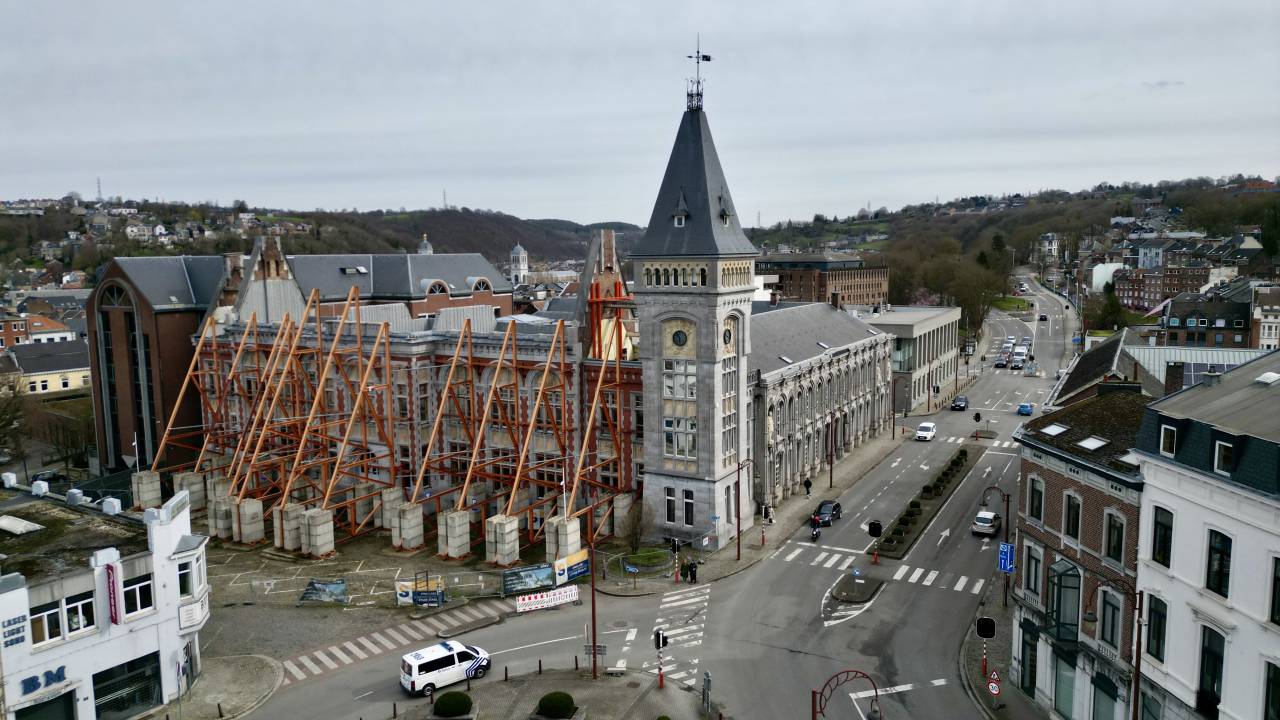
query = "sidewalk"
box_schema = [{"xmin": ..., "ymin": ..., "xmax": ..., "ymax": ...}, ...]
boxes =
[
  {"xmin": 390, "ymin": 669, "xmax": 722, "ymax": 720},
  {"xmin": 598, "ymin": 429, "xmax": 908, "ymax": 597},
  {"xmin": 959, "ymin": 568, "xmax": 1044, "ymax": 720},
  {"xmin": 150, "ymin": 655, "xmax": 282, "ymax": 720}
]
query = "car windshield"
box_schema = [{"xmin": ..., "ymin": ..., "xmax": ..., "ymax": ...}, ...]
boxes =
[
  {"xmin": 919, "ymin": 423, "xmax": 934, "ymax": 431},
  {"xmin": 467, "ymin": 645, "xmax": 481, "ymax": 655},
  {"xmin": 819, "ymin": 502, "xmax": 834, "ymax": 512},
  {"xmin": 975, "ymin": 516, "xmax": 992, "ymax": 525}
]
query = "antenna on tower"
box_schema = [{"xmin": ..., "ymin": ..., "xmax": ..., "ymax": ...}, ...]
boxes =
[
  {"xmin": 686, "ymin": 35, "xmax": 712, "ymax": 110},
  {"xmin": 97, "ymin": 177, "xmax": 102, "ymax": 203},
  {"xmin": 442, "ymin": 189, "xmax": 447, "ymax": 210}
]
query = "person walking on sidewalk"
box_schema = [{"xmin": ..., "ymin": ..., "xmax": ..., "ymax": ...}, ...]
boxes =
[{"xmin": 804, "ymin": 478, "xmax": 812, "ymax": 498}]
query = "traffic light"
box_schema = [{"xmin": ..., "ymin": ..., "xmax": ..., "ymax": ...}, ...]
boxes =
[
  {"xmin": 654, "ymin": 629, "xmax": 668, "ymax": 650},
  {"xmin": 867, "ymin": 520, "xmax": 882, "ymax": 538},
  {"xmin": 976, "ymin": 617, "xmax": 996, "ymax": 639},
  {"xmin": 974, "ymin": 412, "xmax": 982, "ymax": 423}
]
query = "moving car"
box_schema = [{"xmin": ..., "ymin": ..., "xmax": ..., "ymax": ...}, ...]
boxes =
[
  {"xmin": 811, "ymin": 499, "xmax": 843, "ymax": 526},
  {"xmin": 1010, "ymin": 358, "xmax": 1025, "ymax": 370},
  {"xmin": 401, "ymin": 641, "xmax": 491, "ymax": 696},
  {"xmin": 1020, "ymin": 336, "xmax": 1032, "ymax": 347},
  {"xmin": 1005, "ymin": 336, "xmax": 1015, "ymax": 344},
  {"xmin": 993, "ymin": 354, "xmax": 1009, "ymax": 368},
  {"xmin": 971, "ymin": 510, "xmax": 1002, "ymax": 537},
  {"xmin": 1017, "ymin": 402, "xmax": 1034, "ymax": 416},
  {"xmin": 951, "ymin": 395, "xmax": 969, "ymax": 410},
  {"xmin": 1039, "ymin": 314, "xmax": 1049, "ymax": 321},
  {"xmin": 915, "ymin": 422, "xmax": 937, "ymax": 441}
]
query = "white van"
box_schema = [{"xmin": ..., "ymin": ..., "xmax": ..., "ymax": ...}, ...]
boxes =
[{"xmin": 400, "ymin": 641, "xmax": 491, "ymax": 696}]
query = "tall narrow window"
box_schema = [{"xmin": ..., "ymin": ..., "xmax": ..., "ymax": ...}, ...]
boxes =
[
  {"xmin": 1213, "ymin": 441, "xmax": 1234, "ymax": 476},
  {"xmin": 1104, "ymin": 513, "xmax": 1125, "ymax": 564},
  {"xmin": 1266, "ymin": 662, "xmax": 1280, "ymax": 720},
  {"xmin": 1159, "ymin": 425, "xmax": 1176, "ymax": 456},
  {"xmin": 1024, "ymin": 545, "xmax": 1042, "ymax": 599},
  {"xmin": 664, "ymin": 487, "xmax": 675, "ymax": 524},
  {"xmin": 1152, "ymin": 506, "xmax": 1173, "ymax": 568},
  {"xmin": 682, "ymin": 489, "xmax": 694, "ymax": 527},
  {"xmin": 1206, "ymin": 530, "xmax": 1232, "ymax": 598},
  {"xmin": 1100, "ymin": 590, "xmax": 1121, "ymax": 647},
  {"xmin": 1063, "ymin": 495, "xmax": 1081, "ymax": 541},
  {"xmin": 1028, "ymin": 477, "xmax": 1044, "ymax": 522},
  {"xmin": 1197, "ymin": 626, "xmax": 1225, "ymax": 714},
  {"xmin": 1272, "ymin": 557, "xmax": 1280, "ymax": 626},
  {"xmin": 1146, "ymin": 596, "xmax": 1167, "ymax": 662}
]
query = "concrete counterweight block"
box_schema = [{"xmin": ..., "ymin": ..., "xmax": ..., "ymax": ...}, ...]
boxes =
[
  {"xmin": 612, "ymin": 493, "xmax": 634, "ymax": 538},
  {"xmin": 381, "ymin": 488, "xmax": 402, "ymax": 529},
  {"xmin": 210, "ymin": 496, "xmax": 235, "ymax": 539},
  {"xmin": 303, "ymin": 508, "xmax": 335, "ymax": 557},
  {"xmin": 544, "ymin": 514, "xmax": 581, "ymax": 563},
  {"xmin": 355, "ymin": 482, "xmax": 378, "ymax": 529},
  {"xmin": 131, "ymin": 471, "xmax": 163, "ymax": 510},
  {"xmin": 485, "ymin": 514, "xmax": 520, "ymax": 566},
  {"xmin": 236, "ymin": 498, "xmax": 266, "ymax": 544},
  {"xmin": 396, "ymin": 502, "xmax": 425, "ymax": 550},
  {"xmin": 438, "ymin": 509, "xmax": 471, "ymax": 558},
  {"xmin": 174, "ymin": 471, "xmax": 207, "ymax": 511}
]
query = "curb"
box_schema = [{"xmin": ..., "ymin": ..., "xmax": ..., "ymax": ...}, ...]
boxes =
[
  {"xmin": 957, "ymin": 634, "xmax": 1000, "ymax": 720},
  {"xmin": 438, "ymin": 614, "xmax": 502, "ymax": 638},
  {"xmin": 184, "ymin": 653, "xmax": 284, "ymax": 720},
  {"xmin": 599, "ymin": 433, "xmax": 906, "ymax": 598}
]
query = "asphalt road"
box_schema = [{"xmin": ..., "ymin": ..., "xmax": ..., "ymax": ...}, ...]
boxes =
[{"xmin": 248, "ymin": 275, "xmax": 1077, "ymax": 720}]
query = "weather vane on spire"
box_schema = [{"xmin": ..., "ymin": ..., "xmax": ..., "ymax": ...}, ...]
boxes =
[{"xmin": 686, "ymin": 34, "xmax": 712, "ymax": 110}]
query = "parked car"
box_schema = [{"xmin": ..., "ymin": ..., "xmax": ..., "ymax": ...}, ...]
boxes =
[
  {"xmin": 951, "ymin": 395, "xmax": 969, "ymax": 410},
  {"xmin": 811, "ymin": 500, "xmax": 843, "ymax": 526},
  {"xmin": 971, "ymin": 510, "xmax": 1002, "ymax": 536},
  {"xmin": 915, "ymin": 422, "xmax": 937, "ymax": 441},
  {"xmin": 1017, "ymin": 403, "xmax": 1034, "ymax": 416},
  {"xmin": 1038, "ymin": 314, "xmax": 1049, "ymax": 321}
]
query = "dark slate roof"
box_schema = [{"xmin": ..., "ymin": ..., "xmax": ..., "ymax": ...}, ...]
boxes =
[
  {"xmin": 286, "ymin": 253, "xmax": 512, "ymax": 301},
  {"xmin": 756, "ymin": 252, "xmax": 875, "ymax": 270},
  {"xmin": 10, "ymin": 339, "xmax": 90, "ymax": 374},
  {"xmin": 1020, "ymin": 387, "xmax": 1148, "ymax": 477},
  {"xmin": 748, "ymin": 303, "xmax": 884, "ymax": 376},
  {"xmin": 1054, "ymin": 329, "xmax": 1129, "ymax": 403},
  {"xmin": 113, "ymin": 256, "xmax": 226, "ymax": 311},
  {"xmin": 630, "ymin": 109, "xmax": 758, "ymax": 259},
  {"xmin": 1149, "ymin": 351, "xmax": 1280, "ymax": 443}
]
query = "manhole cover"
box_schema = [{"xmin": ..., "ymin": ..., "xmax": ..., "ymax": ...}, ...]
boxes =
[
  {"xmin": 627, "ymin": 681, "xmax": 640, "ymax": 689},
  {"xmin": 611, "ymin": 620, "xmax": 629, "ymax": 629}
]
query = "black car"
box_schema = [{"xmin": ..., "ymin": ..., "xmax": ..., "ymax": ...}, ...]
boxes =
[
  {"xmin": 1038, "ymin": 314, "xmax": 1049, "ymax": 321},
  {"xmin": 811, "ymin": 500, "xmax": 842, "ymax": 526},
  {"xmin": 993, "ymin": 355, "xmax": 1009, "ymax": 368},
  {"xmin": 951, "ymin": 395, "xmax": 969, "ymax": 410}
]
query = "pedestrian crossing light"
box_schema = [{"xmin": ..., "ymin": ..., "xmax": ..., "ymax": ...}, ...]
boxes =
[
  {"xmin": 974, "ymin": 412, "xmax": 982, "ymax": 423},
  {"xmin": 976, "ymin": 616, "xmax": 996, "ymax": 639},
  {"xmin": 654, "ymin": 629, "xmax": 668, "ymax": 650},
  {"xmin": 867, "ymin": 520, "xmax": 883, "ymax": 538}
]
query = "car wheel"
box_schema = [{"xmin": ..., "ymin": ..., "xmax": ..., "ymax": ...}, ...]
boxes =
[
  {"xmin": 421, "ymin": 684, "xmax": 436, "ymax": 698},
  {"xmin": 473, "ymin": 666, "xmax": 487, "ymax": 679}
]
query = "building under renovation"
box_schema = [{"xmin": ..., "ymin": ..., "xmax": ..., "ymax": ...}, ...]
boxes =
[{"xmin": 91, "ymin": 89, "xmax": 895, "ymax": 564}]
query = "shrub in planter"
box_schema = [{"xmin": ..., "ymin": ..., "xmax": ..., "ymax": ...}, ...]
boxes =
[
  {"xmin": 958, "ymin": 449, "xmax": 968, "ymax": 459},
  {"xmin": 891, "ymin": 527, "xmax": 905, "ymax": 537},
  {"xmin": 432, "ymin": 692, "xmax": 473, "ymax": 718},
  {"xmin": 921, "ymin": 484, "xmax": 933, "ymax": 497},
  {"xmin": 909, "ymin": 500, "xmax": 921, "ymax": 510},
  {"xmin": 931, "ymin": 482, "xmax": 945, "ymax": 495},
  {"xmin": 881, "ymin": 537, "xmax": 898, "ymax": 547},
  {"xmin": 536, "ymin": 691, "xmax": 577, "ymax": 719}
]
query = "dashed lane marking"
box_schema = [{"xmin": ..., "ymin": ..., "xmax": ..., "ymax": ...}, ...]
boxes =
[
  {"xmin": 922, "ymin": 571, "xmax": 938, "ymax": 586},
  {"xmin": 810, "ymin": 551, "xmax": 830, "ymax": 566},
  {"xmin": 908, "ymin": 568, "xmax": 925, "ymax": 583}
]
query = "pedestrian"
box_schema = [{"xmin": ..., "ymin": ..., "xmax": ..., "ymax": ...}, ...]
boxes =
[
  {"xmin": 803, "ymin": 478, "xmax": 812, "ymax": 498},
  {"xmin": 680, "ymin": 558, "xmax": 689, "ymax": 583},
  {"xmin": 689, "ymin": 561, "xmax": 698, "ymax": 584}
]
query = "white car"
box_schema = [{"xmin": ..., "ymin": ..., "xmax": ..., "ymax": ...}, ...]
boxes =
[{"xmin": 915, "ymin": 422, "xmax": 937, "ymax": 441}]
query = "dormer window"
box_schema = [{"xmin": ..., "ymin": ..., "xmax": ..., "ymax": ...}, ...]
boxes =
[
  {"xmin": 720, "ymin": 209, "xmax": 731, "ymax": 228},
  {"xmin": 674, "ymin": 215, "xmax": 686, "ymax": 228}
]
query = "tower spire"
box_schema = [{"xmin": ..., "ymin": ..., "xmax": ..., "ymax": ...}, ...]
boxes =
[{"xmin": 686, "ymin": 35, "xmax": 712, "ymax": 110}]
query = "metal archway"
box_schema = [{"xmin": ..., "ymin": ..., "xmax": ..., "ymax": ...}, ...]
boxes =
[{"xmin": 812, "ymin": 669, "xmax": 882, "ymax": 719}]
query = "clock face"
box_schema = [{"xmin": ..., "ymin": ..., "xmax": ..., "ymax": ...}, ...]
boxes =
[
  {"xmin": 672, "ymin": 330, "xmax": 688, "ymax": 347},
  {"xmin": 723, "ymin": 328, "xmax": 733, "ymax": 346}
]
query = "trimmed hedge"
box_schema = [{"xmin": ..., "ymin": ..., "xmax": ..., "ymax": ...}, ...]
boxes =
[
  {"xmin": 909, "ymin": 500, "xmax": 921, "ymax": 510},
  {"xmin": 433, "ymin": 692, "xmax": 473, "ymax": 718},
  {"xmin": 536, "ymin": 692, "xmax": 577, "ymax": 719}
]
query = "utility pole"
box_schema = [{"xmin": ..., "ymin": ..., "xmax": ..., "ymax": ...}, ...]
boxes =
[{"xmin": 587, "ymin": 508, "xmax": 599, "ymax": 679}]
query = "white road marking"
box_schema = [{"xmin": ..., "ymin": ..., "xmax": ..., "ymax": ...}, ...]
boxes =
[
  {"xmin": 357, "ymin": 636, "xmax": 383, "ymax": 655},
  {"xmin": 343, "ymin": 640, "xmax": 368, "ymax": 660},
  {"xmin": 383, "ymin": 628, "xmax": 409, "ymax": 645},
  {"xmin": 971, "ymin": 579, "xmax": 985, "ymax": 594},
  {"xmin": 283, "ymin": 660, "xmax": 306, "ymax": 680},
  {"xmin": 660, "ymin": 595, "xmax": 709, "ymax": 609},
  {"xmin": 922, "ymin": 570, "xmax": 938, "ymax": 586},
  {"xmin": 822, "ymin": 554, "xmax": 841, "ymax": 568},
  {"xmin": 297, "ymin": 654, "xmax": 323, "ymax": 675},
  {"xmin": 908, "ymin": 568, "xmax": 925, "ymax": 583},
  {"xmin": 784, "ymin": 548, "xmax": 803, "ymax": 562},
  {"xmin": 954, "ymin": 576, "xmax": 968, "ymax": 592},
  {"xmin": 839, "ymin": 555, "xmax": 856, "ymax": 571},
  {"xmin": 371, "ymin": 632, "xmax": 397, "ymax": 650},
  {"xmin": 312, "ymin": 649, "xmax": 339, "ymax": 670},
  {"xmin": 811, "ymin": 552, "xmax": 830, "ymax": 566},
  {"xmin": 662, "ymin": 586, "xmax": 710, "ymax": 600},
  {"xmin": 398, "ymin": 622, "xmax": 423, "ymax": 640},
  {"xmin": 490, "ymin": 635, "xmax": 580, "ymax": 656},
  {"xmin": 328, "ymin": 645, "xmax": 353, "ymax": 664},
  {"xmin": 625, "ymin": 628, "xmax": 637, "ymax": 643},
  {"xmin": 893, "ymin": 565, "xmax": 909, "ymax": 581}
]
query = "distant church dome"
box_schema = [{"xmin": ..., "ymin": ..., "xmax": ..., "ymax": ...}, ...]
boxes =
[
  {"xmin": 511, "ymin": 243, "xmax": 527, "ymax": 257},
  {"xmin": 418, "ymin": 233, "xmax": 433, "ymax": 255}
]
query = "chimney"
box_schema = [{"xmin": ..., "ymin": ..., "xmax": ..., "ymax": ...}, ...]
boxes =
[
  {"xmin": 770, "ymin": 291, "xmax": 780, "ymax": 307},
  {"xmin": 1201, "ymin": 367, "xmax": 1222, "ymax": 387},
  {"xmin": 1164, "ymin": 361, "xmax": 1185, "ymax": 396}
]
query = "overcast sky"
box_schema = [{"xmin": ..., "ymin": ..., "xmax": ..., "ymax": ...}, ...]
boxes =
[{"xmin": 3, "ymin": 1, "xmax": 1278, "ymax": 226}]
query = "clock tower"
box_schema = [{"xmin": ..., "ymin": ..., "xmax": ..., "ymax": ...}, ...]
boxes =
[{"xmin": 632, "ymin": 92, "xmax": 758, "ymax": 549}]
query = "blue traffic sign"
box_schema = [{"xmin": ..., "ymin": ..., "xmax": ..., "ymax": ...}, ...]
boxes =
[
  {"xmin": 624, "ymin": 564, "xmax": 639, "ymax": 574},
  {"xmin": 998, "ymin": 542, "xmax": 1015, "ymax": 574}
]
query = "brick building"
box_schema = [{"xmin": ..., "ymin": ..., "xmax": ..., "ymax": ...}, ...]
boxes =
[
  {"xmin": 1158, "ymin": 292, "xmax": 1252, "ymax": 348},
  {"xmin": 755, "ymin": 252, "xmax": 889, "ymax": 307},
  {"xmin": 0, "ymin": 313, "xmax": 29, "ymax": 349},
  {"xmin": 1012, "ymin": 385, "xmax": 1148, "ymax": 719}
]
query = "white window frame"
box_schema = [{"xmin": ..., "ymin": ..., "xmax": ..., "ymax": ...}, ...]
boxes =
[
  {"xmin": 1213, "ymin": 440, "xmax": 1233, "ymax": 476},
  {"xmin": 64, "ymin": 591, "xmax": 95, "ymax": 635},
  {"xmin": 122, "ymin": 573, "xmax": 154, "ymax": 617},
  {"xmin": 178, "ymin": 560, "xmax": 194, "ymax": 598},
  {"xmin": 29, "ymin": 601, "xmax": 62, "ymax": 646},
  {"xmin": 1062, "ymin": 492, "xmax": 1082, "ymax": 545},
  {"xmin": 1159, "ymin": 425, "xmax": 1176, "ymax": 457},
  {"xmin": 674, "ymin": 215, "xmax": 685, "ymax": 228}
]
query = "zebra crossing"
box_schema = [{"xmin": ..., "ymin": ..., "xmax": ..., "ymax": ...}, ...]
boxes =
[
  {"xmin": 935, "ymin": 435, "xmax": 1017, "ymax": 448},
  {"xmin": 778, "ymin": 545, "xmax": 986, "ymax": 596},
  {"xmin": 637, "ymin": 584, "xmax": 709, "ymax": 687},
  {"xmin": 279, "ymin": 597, "xmax": 517, "ymax": 685}
]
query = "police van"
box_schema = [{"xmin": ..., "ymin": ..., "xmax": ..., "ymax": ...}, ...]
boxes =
[{"xmin": 400, "ymin": 641, "xmax": 491, "ymax": 696}]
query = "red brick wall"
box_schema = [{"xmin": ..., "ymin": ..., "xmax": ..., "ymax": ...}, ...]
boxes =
[{"xmin": 1017, "ymin": 455, "xmax": 1140, "ymax": 664}]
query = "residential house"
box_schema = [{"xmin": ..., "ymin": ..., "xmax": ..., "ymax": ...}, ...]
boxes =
[
  {"xmin": 1133, "ymin": 357, "xmax": 1280, "ymax": 720},
  {"xmin": 1159, "ymin": 292, "xmax": 1252, "ymax": 348},
  {"xmin": 1252, "ymin": 285, "xmax": 1280, "ymax": 350},
  {"xmin": 9, "ymin": 340, "xmax": 91, "ymax": 395},
  {"xmin": 1011, "ymin": 385, "xmax": 1148, "ymax": 720},
  {"xmin": 23, "ymin": 314, "xmax": 76, "ymax": 343},
  {"xmin": 0, "ymin": 314, "xmax": 29, "ymax": 350}
]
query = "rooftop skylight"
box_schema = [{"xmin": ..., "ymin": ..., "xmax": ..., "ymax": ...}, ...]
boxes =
[
  {"xmin": 1041, "ymin": 423, "xmax": 1069, "ymax": 437},
  {"xmin": 779, "ymin": 355, "xmax": 793, "ymax": 364},
  {"xmin": 1076, "ymin": 436, "xmax": 1109, "ymax": 451},
  {"xmin": 1255, "ymin": 371, "xmax": 1280, "ymax": 385}
]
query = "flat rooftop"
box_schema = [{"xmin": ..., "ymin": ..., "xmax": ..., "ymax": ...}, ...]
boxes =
[
  {"xmin": 860, "ymin": 305, "xmax": 958, "ymax": 325},
  {"xmin": 0, "ymin": 491, "xmax": 149, "ymax": 585}
]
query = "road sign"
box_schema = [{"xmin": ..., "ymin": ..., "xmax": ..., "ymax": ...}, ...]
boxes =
[
  {"xmin": 988, "ymin": 669, "xmax": 1000, "ymax": 682},
  {"xmin": 988, "ymin": 681, "xmax": 1001, "ymax": 696},
  {"xmin": 998, "ymin": 542, "xmax": 1015, "ymax": 574},
  {"xmin": 583, "ymin": 644, "xmax": 606, "ymax": 657}
]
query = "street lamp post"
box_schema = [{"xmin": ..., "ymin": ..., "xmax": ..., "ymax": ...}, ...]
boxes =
[
  {"xmin": 1082, "ymin": 573, "xmax": 1144, "ymax": 720},
  {"xmin": 980, "ymin": 485, "xmax": 1012, "ymax": 608}
]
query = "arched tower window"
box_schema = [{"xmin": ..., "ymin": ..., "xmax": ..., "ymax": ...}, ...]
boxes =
[{"xmin": 699, "ymin": 268, "xmax": 707, "ymax": 286}]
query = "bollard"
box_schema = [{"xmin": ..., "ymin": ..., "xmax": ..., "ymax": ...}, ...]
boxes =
[
  {"xmin": 574, "ymin": 655, "xmax": 579, "ymax": 670},
  {"xmin": 505, "ymin": 666, "xmax": 509, "ymax": 681},
  {"xmin": 393, "ymin": 703, "xmax": 397, "ymax": 717},
  {"xmin": 538, "ymin": 658, "xmax": 543, "ymax": 675},
  {"xmin": 218, "ymin": 703, "xmax": 224, "ymax": 719},
  {"xmin": 761, "ymin": 527, "xmax": 766, "ymax": 548},
  {"xmin": 466, "ymin": 678, "xmax": 471, "ymax": 691}
]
